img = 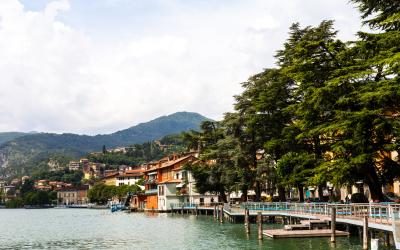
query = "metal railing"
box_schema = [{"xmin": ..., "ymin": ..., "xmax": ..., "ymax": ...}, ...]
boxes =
[
  {"xmin": 169, "ymin": 201, "xmax": 400, "ymax": 225},
  {"xmin": 240, "ymin": 202, "xmax": 400, "ymax": 225},
  {"xmin": 170, "ymin": 202, "xmax": 223, "ymax": 209}
]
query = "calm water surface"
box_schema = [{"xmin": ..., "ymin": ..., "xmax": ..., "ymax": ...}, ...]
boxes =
[{"xmin": 0, "ymin": 209, "xmax": 395, "ymax": 249}]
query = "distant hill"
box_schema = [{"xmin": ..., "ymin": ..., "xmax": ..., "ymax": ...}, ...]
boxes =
[
  {"xmin": 0, "ymin": 132, "xmax": 33, "ymax": 145},
  {"xmin": 0, "ymin": 112, "xmax": 210, "ymax": 177}
]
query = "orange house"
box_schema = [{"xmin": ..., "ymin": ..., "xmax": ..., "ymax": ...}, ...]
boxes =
[{"xmin": 143, "ymin": 153, "xmax": 198, "ymax": 211}]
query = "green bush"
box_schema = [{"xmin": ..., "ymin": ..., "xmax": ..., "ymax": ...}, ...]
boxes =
[{"xmin": 5, "ymin": 198, "xmax": 24, "ymax": 208}]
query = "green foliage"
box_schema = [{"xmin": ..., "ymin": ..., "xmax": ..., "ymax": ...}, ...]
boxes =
[
  {"xmin": 5, "ymin": 198, "xmax": 23, "ymax": 208},
  {"xmin": 23, "ymin": 190, "xmax": 50, "ymax": 206},
  {"xmin": 31, "ymin": 169, "xmax": 83, "ymax": 185},
  {"xmin": 88, "ymin": 152, "xmax": 139, "ymax": 166},
  {"xmin": 87, "ymin": 183, "xmax": 141, "ymax": 204},
  {"xmin": 185, "ymin": 1, "xmax": 400, "ymax": 202},
  {"xmin": 20, "ymin": 179, "xmax": 35, "ymax": 196},
  {"xmin": 0, "ymin": 132, "xmax": 32, "ymax": 145},
  {"xmin": 183, "ymin": 121, "xmax": 232, "ymax": 202}
]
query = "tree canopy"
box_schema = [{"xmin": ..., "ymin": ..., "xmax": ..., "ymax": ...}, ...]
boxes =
[{"xmin": 185, "ymin": 0, "xmax": 400, "ymax": 202}]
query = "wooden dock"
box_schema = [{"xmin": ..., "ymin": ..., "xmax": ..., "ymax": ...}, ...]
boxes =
[{"xmin": 263, "ymin": 229, "xmax": 349, "ymax": 238}]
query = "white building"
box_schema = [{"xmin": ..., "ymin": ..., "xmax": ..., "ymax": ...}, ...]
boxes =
[
  {"xmin": 68, "ymin": 161, "xmax": 81, "ymax": 171},
  {"xmin": 116, "ymin": 170, "xmax": 143, "ymax": 186}
]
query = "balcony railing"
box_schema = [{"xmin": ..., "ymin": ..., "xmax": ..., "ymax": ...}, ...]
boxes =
[{"xmin": 145, "ymin": 189, "xmax": 158, "ymax": 195}]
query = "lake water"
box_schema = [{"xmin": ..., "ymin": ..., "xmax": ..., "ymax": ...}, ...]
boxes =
[{"xmin": 0, "ymin": 209, "xmax": 395, "ymax": 249}]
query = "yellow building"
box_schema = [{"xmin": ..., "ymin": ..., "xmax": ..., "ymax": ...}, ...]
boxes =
[{"xmin": 102, "ymin": 172, "xmax": 118, "ymax": 186}]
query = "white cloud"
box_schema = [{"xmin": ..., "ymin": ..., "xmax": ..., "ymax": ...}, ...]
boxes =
[{"xmin": 0, "ymin": 0, "xmax": 363, "ymax": 134}]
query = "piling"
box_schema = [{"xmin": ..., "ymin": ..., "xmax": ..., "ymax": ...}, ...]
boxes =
[
  {"xmin": 213, "ymin": 205, "xmax": 217, "ymax": 219},
  {"xmin": 331, "ymin": 206, "xmax": 336, "ymax": 243},
  {"xmin": 363, "ymin": 216, "xmax": 368, "ymax": 250},
  {"xmin": 257, "ymin": 212, "xmax": 263, "ymax": 240},
  {"xmin": 245, "ymin": 208, "xmax": 250, "ymax": 234},
  {"xmin": 219, "ymin": 205, "xmax": 224, "ymax": 223},
  {"xmin": 195, "ymin": 205, "xmax": 198, "ymax": 217},
  {"xmin": 385, "ymin": 232, "xmax": 391, "ymax": 247},
  {"xmin": 181, "ymin": 205, "xmax": 184, "ymax": 215}
]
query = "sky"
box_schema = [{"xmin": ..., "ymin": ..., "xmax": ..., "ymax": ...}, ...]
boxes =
[{"xmin": 0, "ymin": 0, "xmax": 364, "ymax": 135}]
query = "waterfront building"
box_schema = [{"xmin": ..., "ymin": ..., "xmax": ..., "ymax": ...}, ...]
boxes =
[
  {"xmin": 130, "ymin": 193, "xmax": 147, "ymax": 211},
  {"xmin": 102, "ymin": 172, "xmax": 119, "ymax": 186},
  {"xmin": 116, "ymin": 169, "xmax": 144, "ymax": 186},
  {"xmin": 143, "ymin": 152, "xmax": 217, "ymax": 211},
  {"xmin": 57, "ymin": 186, "xmax": 89, "ymax": 205},
  {"xmin": 144, "ymin": 162, "xmax": 159, "ymax": 210}
]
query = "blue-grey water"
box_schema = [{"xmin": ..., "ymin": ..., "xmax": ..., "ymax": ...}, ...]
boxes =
[{"xmin": 0, "ymin": 209, "xmax": 395, "ymax": 249}]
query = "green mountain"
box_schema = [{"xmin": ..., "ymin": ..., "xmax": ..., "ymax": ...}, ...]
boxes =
[
  {"xmin": 0, "ymin": 132, "xmax": 33, "ymax": 145},
  {"xmin": 0, "ymin": 112, "xmax": 209, "ymax": 177}
]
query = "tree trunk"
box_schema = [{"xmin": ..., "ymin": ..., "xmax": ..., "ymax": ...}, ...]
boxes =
[
  {"xmin": 318, "ymin": 185, "xmax": 324, "ymax": 200},
  {"xmin": 242, "ymin": 187, "xmax": 248, "ymax": 202},
  {"xmin": 255, "ymin": 180, "xmax": 261, "ymax": 202},
  {"xmin": 219, "ymin": 189, "xmax": 227, "ymax": 203},
  {"xmin": 298, "ymin": 185, "xmax": 304, "ymax": 202},
  {"xmin": 365, "ymin": 165, "xmax": 384, "ymax": 202},
  {"xmin": 278, "ymin": 186, "xmax": 286, "ymax": 201}
]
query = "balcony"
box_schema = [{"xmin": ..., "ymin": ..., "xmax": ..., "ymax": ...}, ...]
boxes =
[
  {"xmin": 145, "ymin": 189, "xmax": 158, "ymax": 195},
  {"xmin": 144, "ymin": 179, "xmax": 158, "ymax": 185},
  {"xmin": 176, "ymin": 188, "xmax": 188, "ymax": 196}
]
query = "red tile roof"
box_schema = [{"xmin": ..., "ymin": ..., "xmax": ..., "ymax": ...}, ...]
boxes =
[{"xmin": 159, "ymin": 179, "xmax": 182, "ymax": 184}]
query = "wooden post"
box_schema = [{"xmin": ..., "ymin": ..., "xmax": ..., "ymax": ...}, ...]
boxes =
[
  {"xmin": 245, "ymin": 208, "xmax": 250, "ymax": 234},
  {"xmin": 257, "ymin": 212, "xmax": 263, "ymax": 240},
  {"xmin": 213, "ymin": 205, "xmax": 217, "ymax": 219},
  {"xmin": 219, "ymin": 205, "xmax": 224, "ymax": 223},
  {"xmin": 181, "ymin": 205, "xmax": 184, "ymax": 215},
  {"xmin": 363, "ymin": 216, "xmax": 368, "ymax": 250},
  {"xmin": 195, "ymin": 205, "xmax": 198, "ymax": 217},
  {"xmin": 385, "ymin": 232, "xmax": 390, "ymax": 247},
  {"xmin": 331, "ymin": 206, "xmax": 336, "ymax": 243}
]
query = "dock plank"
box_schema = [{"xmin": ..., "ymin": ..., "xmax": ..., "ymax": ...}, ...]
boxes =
[{"xmin": 263, "ymin": 229, "xmax": 349, "ymax": 238}]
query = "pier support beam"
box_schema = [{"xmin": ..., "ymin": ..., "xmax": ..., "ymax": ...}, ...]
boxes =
[
  {"xmin": 213, "ymin": 205, "xmax": 217, "ymax": 219},
  {"xmin": 257, "ymin": 212, "xmax": 263, "ymax": 240},
  {"xmin": 181, "ymin": 205, "xmax": 184, "ymax": 215},
  {"xmin": 195, "ymin": 205, "xmax": 198, "ymax": 217},
  {"xmin": 245, "ymin": 208, "xmax": 250, "ymax": 234},
  {"xmin": 363, "ymin": 216, "xmax": 368, "ymax": 250},
  {"xmin": 219, "ymin": 205, "xmax": 224, "ymax": 223},
  {"xmin": 331, "ymin": 207, "xmax": 336, "ymax": 243},
  {"xmin": 385, "ymin": 232, "xmax": 391, "ymax": 247}
]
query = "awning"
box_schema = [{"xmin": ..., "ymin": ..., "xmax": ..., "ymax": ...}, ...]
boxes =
[{"xmin": 176, "ymin": 183, "xmax": 185, "ymax": 188}]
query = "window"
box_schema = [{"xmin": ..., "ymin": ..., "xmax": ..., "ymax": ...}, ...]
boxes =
[{"xmin": 158, "ymin": 185, "xmax": 164, "ymax": 196}]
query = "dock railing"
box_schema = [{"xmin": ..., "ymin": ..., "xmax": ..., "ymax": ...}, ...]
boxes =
[
  {"xmin": 170, "ymin": 202, "xmax": 223, "ymax": 209},
  {"xmin": 170, "ymin": 201, "xmax": 400, "ymax": 226},
  {"xmin": 240, "ymin": 202, "xmax": 400, "ymax": 225}
]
